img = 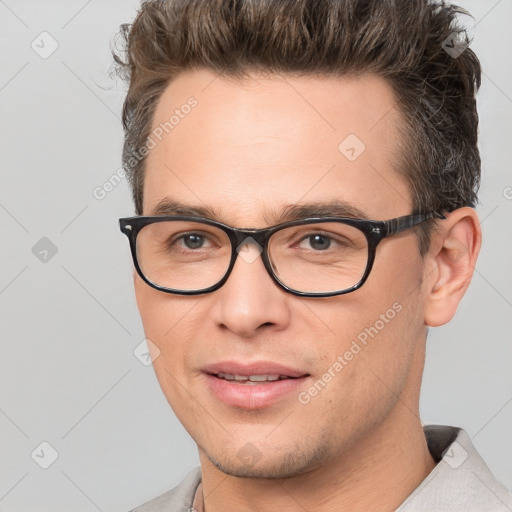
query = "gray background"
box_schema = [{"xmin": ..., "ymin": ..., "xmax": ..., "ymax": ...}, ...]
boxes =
[{"xmin": 0, "ymin": 1, "xmax": 510, "ymax": 510}]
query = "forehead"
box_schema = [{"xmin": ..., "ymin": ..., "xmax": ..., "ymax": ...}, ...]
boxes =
[{"xmin": 143, "ymin": 69, "xmax": 411, "ymax": 223}]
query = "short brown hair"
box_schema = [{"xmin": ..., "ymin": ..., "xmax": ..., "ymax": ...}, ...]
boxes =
[{"xmin": 112, "ymin": 0, "xmax": 481, "ymax": 255}]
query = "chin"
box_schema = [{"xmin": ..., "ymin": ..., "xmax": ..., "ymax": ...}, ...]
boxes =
[{"xmin": 204, "ymin": 442, "xmax": 329, "ymax": 480}]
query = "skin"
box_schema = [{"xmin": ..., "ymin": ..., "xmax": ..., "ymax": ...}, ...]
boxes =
[{"xmin": 134, "ymin": 69, "xmax": 481, "ymax": 511}]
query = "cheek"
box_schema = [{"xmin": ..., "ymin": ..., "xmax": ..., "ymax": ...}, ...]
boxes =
[
  {"xmin": 135, "ymin": 280, "xmax": 207, "ymax": 428},
  {"xmin": 302, "ymin": 244, "xmax": 425, "ymax": 407},
  {"xmin": 134, "ymin": 277, "xmax": 167, "ymax": 338},
  {"xmin": 134, "ymin": 277, "xmax": 196, "ymax": 380},
  {"xmin": 297, "ymin": 294, "xmax": 423, "ymax": 448},
  {"xmin": 372, "ymin": 235, "xmax": 425, "ymax": 295},
  {"xmin": 135, "ymin": 275, "xmax": 195, "ymax": 338}
]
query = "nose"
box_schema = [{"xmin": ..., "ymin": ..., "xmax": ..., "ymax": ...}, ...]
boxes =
[{"xmin": 213, "ymin": 238, "xmax": 291, "ymax": 338}]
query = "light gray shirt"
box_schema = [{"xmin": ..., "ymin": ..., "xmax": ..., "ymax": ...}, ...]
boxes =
[{"xmin": 131, "ymin": 425, "xmax": 512, "ymax": 511}]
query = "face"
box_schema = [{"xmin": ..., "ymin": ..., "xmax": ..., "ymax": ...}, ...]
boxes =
[{"xmin": 135, "ymin": 69, "xmax": 429, "ymax": 478}]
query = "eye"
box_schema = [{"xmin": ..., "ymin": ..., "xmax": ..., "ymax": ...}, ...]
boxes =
[
  {"xmin": 172, "ymin": 232, "xmax": 215, "ymax": 250},
  {"xmin": 299, "ymin": 234, "xmax": 332, "ymax": 251},
  {"xmin": 181, "ymin": 234, "xmax": 206, "ymax": 249}
]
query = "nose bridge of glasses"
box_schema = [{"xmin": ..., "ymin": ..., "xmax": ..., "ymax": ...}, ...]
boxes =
[
  {"xmin": 232, "ymin": 229, "xmax": 266, "ymax": 265},
  {"xmin": 231, "ymin": 227, "xmax": 268, "ymax": 248}
]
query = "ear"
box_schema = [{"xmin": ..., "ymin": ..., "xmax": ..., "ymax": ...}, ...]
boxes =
[{"xmin": 423, "ymin": 207, "xmax": 481, "ymax": 327}]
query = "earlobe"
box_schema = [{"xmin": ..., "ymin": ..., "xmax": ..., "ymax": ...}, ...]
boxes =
[{"xmin": 423, "ymin": 207, "xmax": 482, "ymax": 327}]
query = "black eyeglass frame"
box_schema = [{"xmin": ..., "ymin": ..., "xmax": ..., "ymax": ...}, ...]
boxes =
[{"xmin": 119, "ymin": 211, "xmax": 446, "ymax": 298}]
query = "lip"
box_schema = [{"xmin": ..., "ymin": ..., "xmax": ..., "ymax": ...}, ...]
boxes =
[
  {"xmin": 203, "ymin": 361, "xmax": 308, "ymax": 378},
  {"xmin": 202, "ymin": 360, "xmax": 310, "ymax": 409}
]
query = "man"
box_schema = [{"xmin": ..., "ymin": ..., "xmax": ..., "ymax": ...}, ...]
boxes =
[{"xmin": 115, "ymin": 0, "xmax": 512, "ymax": 510}]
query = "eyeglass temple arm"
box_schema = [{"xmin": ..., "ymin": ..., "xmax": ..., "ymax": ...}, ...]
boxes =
[{"xmin": 381, "ymin": 211, "xmax": 446, "ymax": 236}]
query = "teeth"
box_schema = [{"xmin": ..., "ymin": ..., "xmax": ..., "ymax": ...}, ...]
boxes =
[
  {"xmin": 217, "ymin": 373, "xmax": 286, "ymax": 382},
  {"xmin": 249, "ymin": 374, "xmax": 280, "ymax": 381}
]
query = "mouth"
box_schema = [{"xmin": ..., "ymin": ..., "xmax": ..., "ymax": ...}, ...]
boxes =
[
  {"xmin": 214, "ymin": 372, "xmax": 298, "ymax": 384},
  {"xmin": 202, "ymin": 362, "xmax": 310, "ymax": 408}
]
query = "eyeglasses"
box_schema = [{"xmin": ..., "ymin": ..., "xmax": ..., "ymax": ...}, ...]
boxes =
[{"xmin": 119, "ymin": 211, "xmax": 445, "ymax": 298}]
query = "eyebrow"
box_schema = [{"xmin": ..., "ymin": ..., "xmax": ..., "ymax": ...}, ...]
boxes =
[
  {"xmin": 149, "ymin": 198, "xmax": 370, "ymax": 224},
  {"xmin": 150, "ymin": 198, "xmax": 219, "ymax": 218},
  {"xmin": 269, "ymin": 201, "xmax": 370, "ymax": 223}
]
